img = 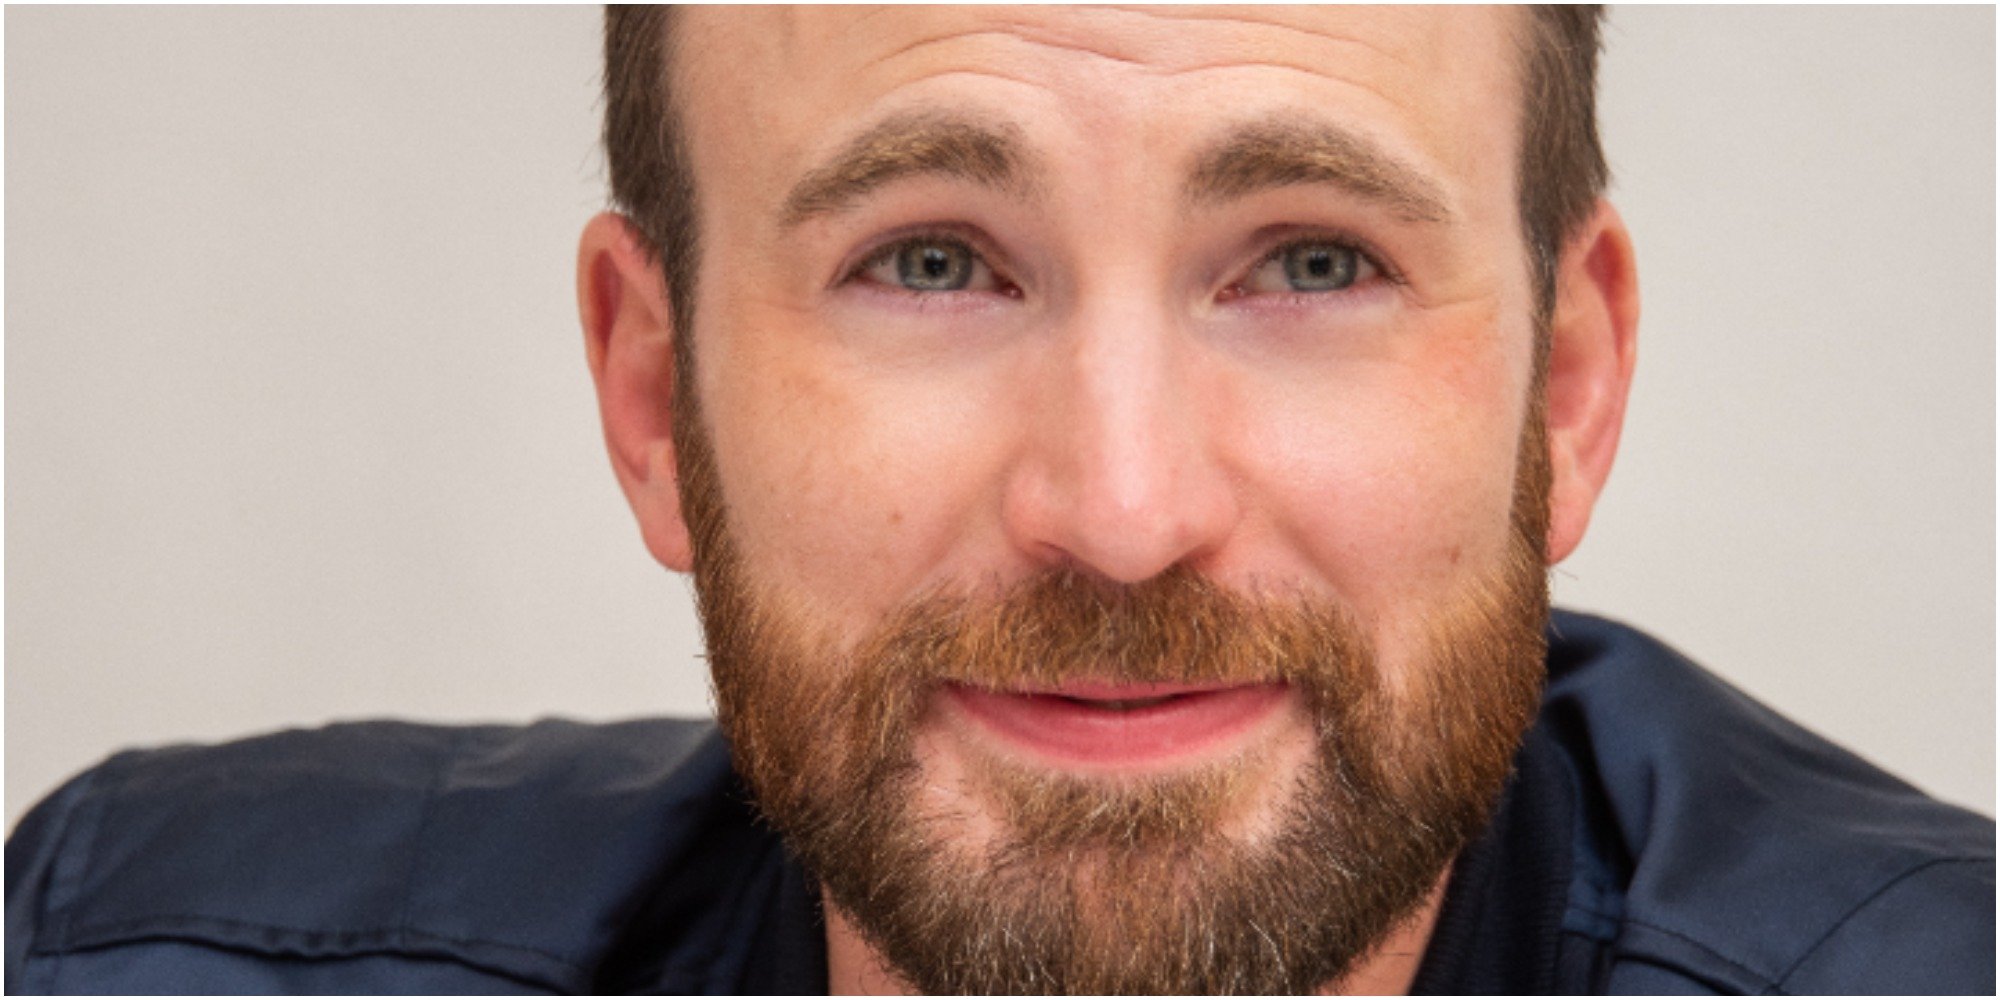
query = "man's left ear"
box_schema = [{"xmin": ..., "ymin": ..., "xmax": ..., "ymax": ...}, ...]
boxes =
[{"xmin": 1543, "ymin": 199, "xmax": 1640, "ymax": 565}]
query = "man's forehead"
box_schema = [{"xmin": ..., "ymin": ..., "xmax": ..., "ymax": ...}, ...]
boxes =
[
  {"xmin": 671, "ymin": 6, "xmax": 1525, "ymax": 196},
  {"xmin": 678, "ymin": 6, "xmax": 1519, "ymax": 79}
]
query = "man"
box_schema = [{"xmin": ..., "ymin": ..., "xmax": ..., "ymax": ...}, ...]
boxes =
[{"xmin": 7, "ymin": 7, "xmax": 1992, "ymax": 995}]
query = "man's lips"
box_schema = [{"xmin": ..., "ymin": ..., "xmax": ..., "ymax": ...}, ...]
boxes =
[{"xmin": 941, "ymin": 681, "xmax": 1290, "ymax": 769}]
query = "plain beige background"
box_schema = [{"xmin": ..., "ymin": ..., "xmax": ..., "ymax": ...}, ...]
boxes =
[{"xmin": 6, "ymin": 7, "xmax": 1994, "ymax": 826}]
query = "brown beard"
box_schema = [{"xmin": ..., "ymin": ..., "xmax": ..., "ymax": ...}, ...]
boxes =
[{"xmin": 674, "ymin": 373, "xmax": 1552, "ymax": 993}]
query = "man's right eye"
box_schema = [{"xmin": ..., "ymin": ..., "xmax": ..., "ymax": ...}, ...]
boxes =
[{"xmin": 857, "ymin": 237, "xmax": 1003, "ymax": 294}]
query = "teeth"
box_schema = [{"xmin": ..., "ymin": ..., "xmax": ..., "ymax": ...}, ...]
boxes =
[{"xmin": 1073, "ymin": 695, "xmax": 1178, "ymax": 710}]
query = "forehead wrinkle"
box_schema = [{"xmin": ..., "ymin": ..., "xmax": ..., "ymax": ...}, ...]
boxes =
[
  {"xmin": 1185, "ymin": 116, "xmax": 1455, "ymax": 225},
  {"xmin": 864, "ymin": 7, "xmax": 1430, "ymax": 77},
  {"xmin": 778, "ymin": 109, "xmax": 1039, "ymax": 230},
  {"xmin": 1102, "ymin": 5, "xmax": 1415, "ymax": 61},
  {"xmin": 874, "ymin": 30, "xmax": 1394, "ymax": 87},
  {"xmin": 879, "ymin": 25, "xmax": 1153, "ymax": 72}
]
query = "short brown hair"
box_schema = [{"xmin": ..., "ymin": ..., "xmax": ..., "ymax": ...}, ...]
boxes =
[
  {"xmin": 602, "ymin": 6, "xmax": 1607, "ymax": 359},
  {"xmin": 1514, "ymin": 5, "xmax": 1610, "ymax": 322}
]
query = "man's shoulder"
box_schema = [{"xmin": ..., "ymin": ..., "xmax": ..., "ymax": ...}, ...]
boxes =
[
  {"xmin": 6, "ymin": 716, "xmax": 785, "ymax": 994},
  {"xmin": 1544, "ymin": 610, "xmax": 1995, "ymax": 994}
]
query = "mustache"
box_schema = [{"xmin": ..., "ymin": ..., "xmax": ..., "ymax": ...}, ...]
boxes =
[{"xmin": 847, "ymin": 564, "xmax": 1372, "ymax": 692}]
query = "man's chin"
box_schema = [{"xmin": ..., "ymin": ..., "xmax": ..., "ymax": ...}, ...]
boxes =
[{"xmin": 824, "ymin": 712, "xmax": 1437, "ymax": 995}]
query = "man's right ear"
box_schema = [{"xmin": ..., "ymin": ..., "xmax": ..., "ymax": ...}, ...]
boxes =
[{"xmin": 577, "ymin": 212, "xmax": 694, "ymax": 572}]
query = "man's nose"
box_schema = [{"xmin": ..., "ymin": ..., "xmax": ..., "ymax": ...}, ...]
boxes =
[{"xmin": 1000, "ymin": 297, "xmax": 1242, "ymax": 583}]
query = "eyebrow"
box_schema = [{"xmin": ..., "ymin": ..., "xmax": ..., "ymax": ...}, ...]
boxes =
[
  {"xmin": 778, "ymin": 111, "xmax": 1033, "ymax": 229},
  {"xmin": 1185, "ymin": 117, "xmax": 1454, "ymax": 224}
]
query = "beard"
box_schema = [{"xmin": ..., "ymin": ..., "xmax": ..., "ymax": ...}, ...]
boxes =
[{"xmin": 673, "ymin": 377, "xmax": 1552, "ymax": 993}]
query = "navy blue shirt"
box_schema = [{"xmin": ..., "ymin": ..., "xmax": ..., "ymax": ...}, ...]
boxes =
[{"xmin": 8, "ymin": 613, "xmax": 1994, "ymax": 993}]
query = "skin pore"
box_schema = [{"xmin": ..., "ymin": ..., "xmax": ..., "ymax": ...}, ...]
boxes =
[{"xmin": 579, "ymin": 5, "xmax": 1637, "ymax": 994}]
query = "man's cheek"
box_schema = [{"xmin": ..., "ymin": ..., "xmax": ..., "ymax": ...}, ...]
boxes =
[
  {"xmin": 1233, "ymin": 373, "xmax": 1516, "ymax": 585},
  {"xmin": 709, "ymin": 363, "xmax": 1016, "ymax": 610}
]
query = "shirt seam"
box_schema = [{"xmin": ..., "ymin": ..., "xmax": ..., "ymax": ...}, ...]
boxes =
[
  {"xmin": 44, "ymin": 758, "xmax": 117, "ymax": 993},
  {"xmin": 1772, "ymin": 855, "xmax": 1992, "ymax": 990},
  {"xmin": 393, "ymin": 727, "xmax": 463, "ymax": 946},
  {"xmin": 1617, "ymin": 915, "xmax": 1775, "ymax": 991},
  {"xmin": 39, "ymin": 912, "xmax": 586, "ymax": 973},
  {"xmin": 1618, "ymin": 852, "xmax": 1993, "ymax": 993}
]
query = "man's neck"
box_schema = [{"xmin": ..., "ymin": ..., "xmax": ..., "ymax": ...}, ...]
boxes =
[
  {"xmin": 823, "ymin": 906, "xmax": 912, "ymax": 996},
  {"xmin": 822, "ymin": 876, "xmax": 1450, "ymax": 995}
]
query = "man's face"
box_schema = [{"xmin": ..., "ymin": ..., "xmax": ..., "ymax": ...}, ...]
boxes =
[{"xmin": 663, "ymin": 6, "xmax": 1554, "ymax": 993}]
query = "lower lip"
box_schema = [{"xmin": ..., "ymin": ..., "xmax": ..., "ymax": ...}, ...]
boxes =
[{"xmin": 942, "ymin": 682, "xmax": 1290, "ymax": 770}]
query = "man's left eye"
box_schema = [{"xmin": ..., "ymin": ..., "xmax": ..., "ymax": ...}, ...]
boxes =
[{"xmin": 1241, "ymin": 241, "xmax": 1376, "ymax": 294}]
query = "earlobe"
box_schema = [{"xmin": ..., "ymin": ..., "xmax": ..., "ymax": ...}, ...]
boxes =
[
  {"xmin": 1542, "ymin": 200, "xmax": 1640, "ymax": 565},
  {"xmin": 577, "ymin": 212, "xmax": 695, "ymax": 572}
]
